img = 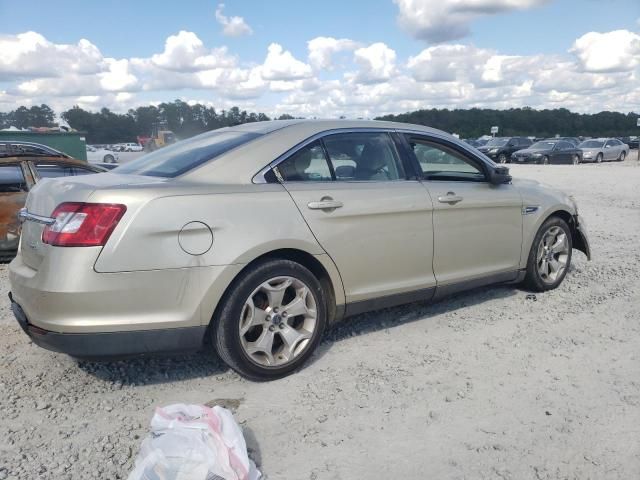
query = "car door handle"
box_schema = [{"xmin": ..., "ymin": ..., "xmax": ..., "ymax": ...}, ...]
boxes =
[
  {"xmin": 437, "ymin": 192, "xmax": 463, "ymax": 204},
  {"xmin": 307, "ymin": 199, "xmax": 343, "ymax": 210}
]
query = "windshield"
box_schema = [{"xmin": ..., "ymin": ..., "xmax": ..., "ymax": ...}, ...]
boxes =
[
  {"xmin": 485, "ymin": 138, "xmax": 507, "ymax": 147},
  {"xmin": 579, "ymin": 140, "xmax": 604, "ymax": 148},
  {"xmin": 530, "ymin": 141, "xmax": 556, "ymax": 150},
  {"xmin": 115, "ymin": 130, "xmax": 261, "ymax": 177}
]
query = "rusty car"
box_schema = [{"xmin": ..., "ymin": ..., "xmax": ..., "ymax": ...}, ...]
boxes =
[{"xmin": 0, "ymin": 141, "xmax": 106, "ymax": 260}]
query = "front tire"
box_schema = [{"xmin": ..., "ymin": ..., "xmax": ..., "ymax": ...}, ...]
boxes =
[
  {"xmin": 596, "ymin": 153, "xmax": 603, "ymax": 163},
  {"xmin": 572, "ymin": 154, "xmax": 580, "ymax": 165},
  {"xmin": 104, "ymin": 154, "xmax": 115, "ymax": 163},
  {"xmin": 498, "ymin": 153, "xmax": 508, "ymax": 164},
  {"xmin": 540, "ymin": 156, "xmax": 549, "ymax": 165},
  {"xmin": 213, "ymin": 259, "xmax": 327, "ymax": 381},
  {"xmin": 523, "ymin": 217, "xmax": 573, "ymax": 292}
]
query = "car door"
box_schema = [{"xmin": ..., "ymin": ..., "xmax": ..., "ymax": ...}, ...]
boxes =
[
  {"xmin": 604, "ymin": 140, "xmax": 617, "ymax": 161},
  {"xmin": 401, "ymin": 133, "xmax": 523, "ymax": 286},
  {"xmin": 0, "ymin": 162, "xmax": 33, "ymax": 251},
  {"xmin": 277, "ymin": 131, "xmax": 436, "ymax": 304},
  {"xmin": 555, "ymin": 141, "xmax": 571, "ymax": 163}
]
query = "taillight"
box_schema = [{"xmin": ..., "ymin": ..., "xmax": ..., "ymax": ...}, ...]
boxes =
[{"xmin": 42, "ymin": 202, "xmax": 127, "ymax": 247}]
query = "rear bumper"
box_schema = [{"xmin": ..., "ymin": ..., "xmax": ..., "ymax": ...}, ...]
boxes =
[{"xmin": 10, "ymin": 292, "xmax": 207, "ymax": 359}]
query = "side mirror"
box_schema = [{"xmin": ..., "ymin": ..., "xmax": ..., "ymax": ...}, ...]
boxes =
[{"xmin": 489, "ymin": 166, "xmax": 512, "ymax": 185}]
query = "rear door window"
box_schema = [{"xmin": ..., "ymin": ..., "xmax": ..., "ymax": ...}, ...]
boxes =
[
  {"xmin": 323, "ymin": 132, "xmax": 405, "ymax": 181},
  {"xmin": 0, "ymin": 164, "xmax": 28, "ymax": 192},
  {"xmin": 276, "ymin": 141, "xmax": 333, "ymax": 182}
]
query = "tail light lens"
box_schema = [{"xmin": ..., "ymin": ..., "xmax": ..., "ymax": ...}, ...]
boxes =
[{"xmin": 43, "ymin": 202, "xmax": 127, "ymax": 247}]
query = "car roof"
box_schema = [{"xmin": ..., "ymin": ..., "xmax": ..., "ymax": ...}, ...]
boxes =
[{"xmin": 182, "ymin": 119, "xmax": 454, "ymax": 184}]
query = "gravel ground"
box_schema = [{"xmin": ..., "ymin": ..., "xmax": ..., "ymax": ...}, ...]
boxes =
[{"xmin": 1, "ymin": 156, "xmax": 639, "ymax": 480}]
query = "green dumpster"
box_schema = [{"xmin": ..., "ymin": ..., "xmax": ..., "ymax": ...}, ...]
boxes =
[{"xmin": 0, "ymin": 131, "xmax": 87, "ymax": 160}]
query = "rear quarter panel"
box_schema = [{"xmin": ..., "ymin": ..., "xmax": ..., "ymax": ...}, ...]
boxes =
[{"xmin": 93, "ymin": 184, "xmax": 326, "ymax": 272}]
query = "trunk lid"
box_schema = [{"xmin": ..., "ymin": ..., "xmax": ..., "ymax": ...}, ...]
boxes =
[{"xmin": 20, "ymin": 173, "xmax": 164, "ymax": 270}]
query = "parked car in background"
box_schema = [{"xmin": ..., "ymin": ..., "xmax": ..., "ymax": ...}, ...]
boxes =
[
  {"xmin": 10, "ymin": 120, "xmax": 590, "ymax": 380},
  {"xmin": 511, "ymin": 139, "xmax": 583, "ymax": 165},
  {"xmin": 617, "ymin": 136, "xmax": 639, "ymax": 149},
  {"xmin": 477, "ymin": 137, "xmax": 532, "ymax": 163},
  {"xmin": 0, "ymin": 141, "xmax": 106, "ymax": 260},
  {"xmin": 86, "ymin": 145, "xmax": 119, "ymax": 164},
  {"xmin": 555, "ymin": 137, "xmax": 581, "ymax": 147},
  {"xmin": 122, "ymin": 142, "xmax": 144, "ymax": 152},
  {"xmin": 462, "ymin": 139, "xmax": 484, "ymax": 148},
  {"xmin": 578, "ymin": 138, "xmax": 629, "ymax": 163}
]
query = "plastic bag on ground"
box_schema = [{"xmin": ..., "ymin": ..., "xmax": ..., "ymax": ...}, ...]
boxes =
[{"xmin": 128, "ymin": 403, "xmax": 261, "ymax": 480}]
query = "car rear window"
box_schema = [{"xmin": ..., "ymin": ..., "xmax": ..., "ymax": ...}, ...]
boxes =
[{"xmin": 115, "ymin": 130, "xmax": 261, "ymax": 178}]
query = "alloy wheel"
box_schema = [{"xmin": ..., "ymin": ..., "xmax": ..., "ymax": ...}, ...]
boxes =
[
  {"xmin": 239, "ymin": 276, "xmax": 317, "ymax": 367},
  {"xmin": 572, "ymin": 155, "xmax": 580, "ymax": 165},
  {"xmin": 536, "ymin": 226, "xmax": 569, "ymax": 284}
]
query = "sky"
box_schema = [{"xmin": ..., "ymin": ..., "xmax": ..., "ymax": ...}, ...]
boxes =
[{"xmin": 0, "ymin": 0, "xmax": 639, "ymax": 118}]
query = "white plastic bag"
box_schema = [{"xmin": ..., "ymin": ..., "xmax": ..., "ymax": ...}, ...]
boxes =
[{"xmin": 128, "ymin": 404, "xmax": 261, "ymax": 480}]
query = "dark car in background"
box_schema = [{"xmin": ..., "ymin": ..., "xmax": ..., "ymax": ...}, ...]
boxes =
[
  {"xmin": 0, "ymin": 141, "xmax": 106, "ymax": 260},
  {"xmin": 477, "ymin": 137, "xmax": 532, "ymax": 163},
  {"xmin": 511, "ymin": 139, "xmax": 583, "ymax": 165},
  {"xmin": 556, "ymin": 137, "xmax": 581, "ymax": 147},
  {"xmin": 618, "ymin": 136, "xmax": 639, "ymax": 149}
]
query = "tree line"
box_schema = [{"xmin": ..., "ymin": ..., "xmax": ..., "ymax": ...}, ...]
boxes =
[
  {"xmin": 1, "ymin": 102, "xmax": 638, "ymax": 143},
  {"xmin": 376, "ymin": 107, "xmax": 640, "ymax": 138},
  {"xmin": 0, "ymin": 101, "xmax": 295, "ymax": 144}
]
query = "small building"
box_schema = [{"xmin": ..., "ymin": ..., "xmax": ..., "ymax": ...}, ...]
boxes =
[{"xmin": 0, "ymin": 130, "xmax": 87, "ymax": 160}]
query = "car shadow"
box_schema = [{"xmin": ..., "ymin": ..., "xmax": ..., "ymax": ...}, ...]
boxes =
[
  {"xmin": 79, "ymin": 283, "xmax": 524, "ymax": 385},
  {"xmin": 309, "ymin": 284, "xmax": 522, "ymax": 366},
  {"xmin": 77, "ymin": 349, "xmax": 229, "ymax": 386}
]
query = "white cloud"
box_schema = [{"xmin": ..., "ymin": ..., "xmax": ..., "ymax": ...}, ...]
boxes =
[
  {"xmin": 215, "ymin": 4, "xmax": 253, "ymax": 37},
  {"xmin": 571, "ymin": 30, "xmax": 640, "ymax": 72},
  {"xmin": 353, "ymin": 43, "xmax": 397, "ymax": 83},
  {"xmin": 394, "ymin": 0, "xmax": 550, "ymax": 43},
  {"xmin": 307, "ymin": 37, "xmax": 359, "ymax": 70},
  {"xmin": 1, "ymin": 28, "xmax": 639, "ymax": 118},
  {"xmin": 151, "ymin": 30, "xmax": 236, "ymax": 71},
  {"xmin": 100, "ymin": 59, "xmax": 138, "ymax": 91},
  {"xmin": 0, "ymin": 31, "xmax": 102, "ymax": 79},
  {"xmin": 261, "ymin": 43, "xmax": 313, "ymax": 80}
]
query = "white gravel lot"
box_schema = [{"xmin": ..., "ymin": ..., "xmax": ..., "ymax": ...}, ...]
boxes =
[{"xmin": 1, "ymin": 156, "xmax": 639, "ymax": 480}]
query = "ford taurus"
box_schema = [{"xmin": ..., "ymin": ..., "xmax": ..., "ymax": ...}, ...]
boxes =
[{"xmin": 9, "ymin": 120, "xmax": 590, "ymax": 380}]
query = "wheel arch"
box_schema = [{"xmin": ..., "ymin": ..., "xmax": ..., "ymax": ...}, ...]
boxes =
[
  {"xmin": 541, "ymin": 209, "xmax": 590, "ymax": 260},
  {"xmin": 207, "ymin": 248, "xmax": 346, "ymax": 337}
]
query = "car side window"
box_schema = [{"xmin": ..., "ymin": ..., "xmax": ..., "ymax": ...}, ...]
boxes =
[
  {"xmin": 323, "ymin": 132, "xmax": 405, "ymax": 181},
  {"xmin": 34, "ymin": 163, "xmax": 75, "ymax": 179},
  {"xmin": 0, "ymin": 164, "xmax": 28, "ymax": 192},
  {"xmin": 276, "ymin": 141, "xmax": 332, "ymax": 182},
  {"xmin": 605, "ymin": 140, "xmax": 615, "ymax": 147},
  {"xmin": 407, "ymin": 136, "xmax": 485, "ymax": 182}
]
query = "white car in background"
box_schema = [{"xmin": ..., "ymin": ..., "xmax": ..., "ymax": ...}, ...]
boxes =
[
  {"xmin": 121, "ymin": 142, "xmax": 144, "ymax": 152},
  {"xmin": 86, "ymin": 145, "xmax": 119, "ymax": 164}
]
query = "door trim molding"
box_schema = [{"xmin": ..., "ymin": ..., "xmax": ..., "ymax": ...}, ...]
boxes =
[{"xmin": 341, "ymin": 269, "xmax": 526, "ymax": 319}]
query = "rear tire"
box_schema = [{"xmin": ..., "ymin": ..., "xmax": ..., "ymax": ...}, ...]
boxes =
[
  {"xmin": 212, "ymin": 259, "xmax": 327, "ymax": 381},
  {"xmin": 104, "ymin": 154, "xmax": 115, "ymax": 163},
  {"xmin": 618, "ymin": 151, "xmax": 626, "ymax": 162},
  {"xmin": 572, "ymin": 154, "xmax": 580, "ymax": 165},
  {"xmin": 498, "ymin": 153, "xmax": 508, "ymax": 164},
  {"xmin": 523, "ymin": 216, "xmax": 573, "ymax": 292}
]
